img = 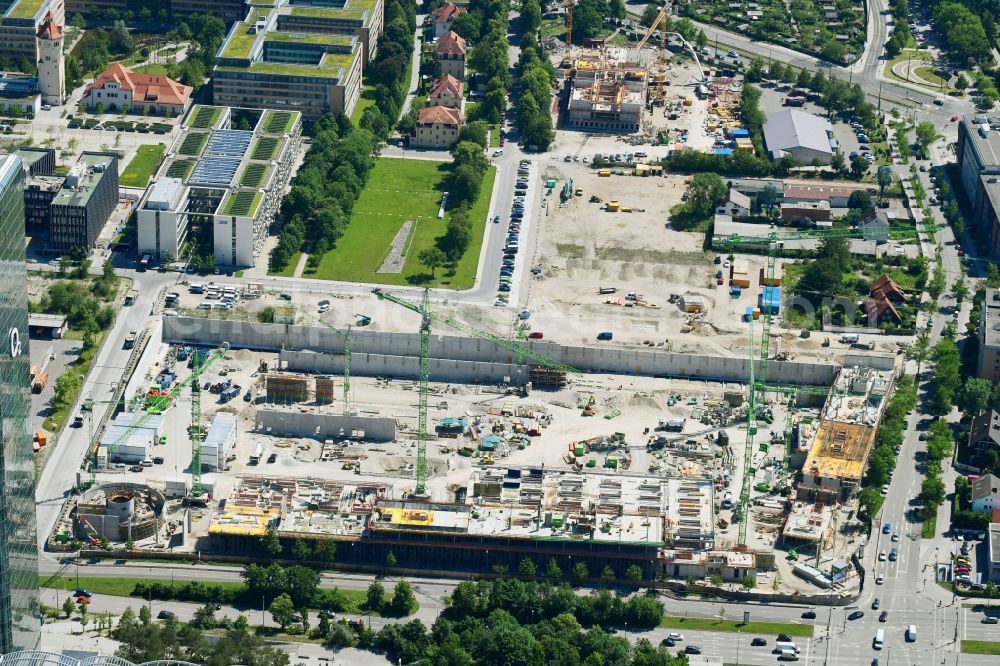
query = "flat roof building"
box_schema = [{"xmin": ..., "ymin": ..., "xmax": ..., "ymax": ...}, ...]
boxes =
[
  {"xmin": 958, "ymin": 116, "xmax": 1000, "ymax": 257},
  {"xmin": 978, "ymin": 289, "xmax": 1000, "ymax": 380},
  {"xmin": 139, "ymin": 105, "xmax": 302, "ymax": 268},
  {"xmin": 213, "ymin": 0, "xmax": 378, "ymax": 119},
  {"xmin": 763, "ymin": 110, "xmax": 836, "ymax": 164},
  {"xmin": 49, "ymin": 151, "xmax": 118, "ymax": 252}
]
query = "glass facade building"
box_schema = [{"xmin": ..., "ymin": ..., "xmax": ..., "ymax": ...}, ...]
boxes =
[{"xmin": 0, "ymin": 154, "xmax": 40, "ymax": 652}]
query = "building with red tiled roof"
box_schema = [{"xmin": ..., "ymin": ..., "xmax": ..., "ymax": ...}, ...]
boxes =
[
  {"xmin": 436, "ymin": 31, "xmax": 467, "ymax": 80},
  {"xmin": 433, "ymin": 2, "xmax": 467, "ymax": 38},
  {"xmin": 870, "ymin": 274, "xmax": 906, "ymax": 303},
  {"xmin": 84, "ymin": 63, "xmax": 192, "ymax": 117},
  {"xmin": 411, "ymin": 105, "xmax": 464, "ymax": 149},
  {"xmin": 428, "ymin": 74, "xmax": 464, "ymax": 110},
  {"xmin": 868, "ymin": 298, "xmax": 901, "ymax": 324}
]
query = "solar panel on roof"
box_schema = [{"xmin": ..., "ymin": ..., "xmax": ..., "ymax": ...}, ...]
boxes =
[
  {"xmin": 189, "ymin": 156, "xmax": 242, "ymax": 186},
  {"xmin": 205, "ymin": 129, "xmax": 254, "ymax": 157}
]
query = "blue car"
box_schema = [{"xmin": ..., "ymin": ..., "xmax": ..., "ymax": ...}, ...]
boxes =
[
  {"xmin": 498, "ymin": 284, "xmax": 511, "ymax": 292},
  {"xmin": 883, "ymin": 522, "xmax": 891, "ymax": 534}
]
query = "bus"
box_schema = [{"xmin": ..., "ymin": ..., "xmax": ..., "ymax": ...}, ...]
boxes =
[{"xmin": 249, "ymin": 443, "xmax": 264, "ymax": 465}]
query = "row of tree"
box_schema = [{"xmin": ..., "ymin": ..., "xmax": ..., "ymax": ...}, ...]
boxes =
[
  {"xmin": 358, "ymin": 0, "xmax": 418, "ymax": 140},
  {"xmin": 884, "ymin": 0, "xmax": 912, "ymax": 58},
  {"xmin": 858, "ymin": 376, "xmax": 918, "ymax": 520},
  {"xmin": 932, "ymin": 2, "xmax": 992, "ymax": 65},
  {"xmin": 365, "ymin": 578, "xmax": 680, "ymax": 665},
  {"xmin": 270, "ymin": 115, "xmax": 378, "ymax": 272},
  {"xmin": 515, "ymin": 30, "xmax": 555, "ymax": 151}
]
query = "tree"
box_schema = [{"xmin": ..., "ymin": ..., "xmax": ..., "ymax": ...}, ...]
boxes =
[
  {"xmin": 291, "ymin": 538, "xmax": 312, "ymax": 561},
  {"xmin": 685, "ymin": 172, "xmax": 727, "ymax": 217},
  {"xmin": 546, "ymin": 558, "xmax": 563, "ymax": 579},
  {"xmin": 850, "ymin": 155, "xmax": 869, "ymax": 179},
  {"xmin": 600, "ymin": 565, "xmax": 616, "ymax": 583},
  {"xmin": 958, "ymin": 378, "xmax": 992, "ymax": 416},
  {"xmin": 710, "ymin": 573, "xmax": 723, "ymax": 587},
  {"xmin": 986, "ymin": 581, "xmax": 999, "ymax": 599},
  {"xmin": 821, "ymin": 41, "xmax": 847, "ymax": 63},
  {"xmin": 848, "ymin": 190, "xmax": 873, "ymax": 210},
  {"xmin": 367, "ymin": 581, "xmax": 385, "ymax": 612},
  {"xmin": 921, "ymin": 473, "xmax": 946, "ymax": 506},
  {"xmin": 758, "ymin": 183, "xmax": 779, "ymax": 216},
  {"xmin": 781, "ymin": 65, "xmax": 798, "ymax": 86},
  {"xmin": 389, "ymin": 580, "xmax": 417, "ymax": 616},
  {"xmin": 740, "ymin": 575, "xmax": 757, "ymax": 592},
  {"xmin": 109, "ymin": 21, "xmax": 134, "ymax": 55},
  {"xmin": 696, "ymin": 29, "xmax": 709, "ymax": 50},
  {"xmin": 769, "ymin": 62, "xmax": 785, "ymax": 82},
  {"xmin": 569, "ymin": 0, "xmax": 604, "ymax": 42},
  {"xmin": 641, "ymin": 5, "xmax": 660, "ymax": 28},
  {"xmin": 313, "ymin": 539, "xmax": 336, "ymax": 562},
  {"xmin": 70, "ymin": 13, "xmax": 86, "ymax": 29},
  {"xmin": 953, "ymin": 278, "xmax": 969, "ymax": 303},
  {"xmin": 418, "ymin": 247, "xmax": 447, "ymax": 277},
  {"xmin": 831, "ymin": 150, "xmax": 846, "ymax": 174},
  {"xmin": 138, "ymin": 604, "xmax": 151, "ymax": 626},
  {"xmin": 386, "ymin": 550, "xmax": 397, "ymax": 568},
  {"xmin": 915, "ymin": 121, "xmax": 940, "ymax": 154},
  {"xmin": 269, "ymin": 593, "xmax": 295, "ymax": 629},
  {"xmin": 608, "ymin": 0, "xmax": 626, "ymax": 19},
  {"xmin": 260, "ymin": 528, "xmax": 282, "ymax": 558},
  {"xmin": 877, "ymin": 166, "xmax": 893, "ymax": 199},
  {"xmin": 63, "ymin": 596, "xmax": 76, "ymax": 618},
  {"xmin": 572, "ymin": 561, "xmax": 588, "ymax": 580},
  {"xmin": 518, "ymin": 559, "xmax": 536, "ymax": 577},
  {"xmin": 625, "ymin": 564, "xmax": 643, "ymax": 585}
]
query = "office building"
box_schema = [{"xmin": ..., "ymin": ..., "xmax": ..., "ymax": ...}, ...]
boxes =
[
  {"xmin": 0, "ymin": 152, "xmax": 41, "ymax": 652},
  {"xmin": 0, "ymin": 0, "xmax": 65, "ymax": 64},
  {"xmin": 49, "ymin": 151, "xmax": 118, "ymax": 252},
  {"xmin": 978, "ymin": 288, "xmax": 1000, "ymax": 380},
  {"xmin": 139, "ymin": 105, "xmax": 301, "ymax": 268},
  {"xmin": 958, "ymin": 116, "xmax": 1000, "ymax": 257},
  {"xmin": 14, "ymin": 147, "xmax": 54, "ymax": 176},
  {"xmin": 64, "ymin": 0, "xmax": 247, "ymax": 23},
  {"xmin": 213, "ymin": 0, "xmax": 384, "ymax": 119}
]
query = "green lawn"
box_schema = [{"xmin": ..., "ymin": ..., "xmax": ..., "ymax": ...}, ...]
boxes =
[
  {"xmin": 269, "ymin": 251, "xmax": 301, "ymax": 277},
  {"xmin": 119, "ymin": 143, "xmax": 166, "ymax": 188},
  {"xmin": 133, "ymin": 64, "xmax": 169, "ymax": 75},
  {"xmin": 921, "ymin": 513, "xmax": 936, "ymax": 538},
  {"xmin": 962, "ymin": 640, "xmax": 1000, "ymax": 654},
  {"xmin": 659, "ymin": 616, "xmax": 814, "ymax": 637},
  {"xmin": 306, "ymin": 159, "xmax": 496, "ymax": 289},
  {"xmin": 41, "ymin": 575, "xmax": 245, "ymax": 598},
  {"xmin": 351, "ymin": 88, "xmax": 377, "ymax": 124}
]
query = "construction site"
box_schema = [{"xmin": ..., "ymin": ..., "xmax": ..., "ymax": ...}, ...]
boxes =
[{"xmin": 40, "ymin": 266, "xmax": 900, "ymax": 594}]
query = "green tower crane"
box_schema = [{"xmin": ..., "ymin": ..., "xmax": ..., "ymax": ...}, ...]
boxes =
[{"xmin": 373, "ymin": 287, "xmax": 578, "ymax": 495}]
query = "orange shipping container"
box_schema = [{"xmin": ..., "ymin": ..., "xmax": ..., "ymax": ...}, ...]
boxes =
[{"xmin": 35, "ymin": 432, "xmax": 47, "ymax": 447}]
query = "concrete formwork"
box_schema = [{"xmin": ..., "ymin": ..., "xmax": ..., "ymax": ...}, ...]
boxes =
[
  {"xmin": 255, "ymin": 408, "xmax": 397, "ymax": 442},
  {"xmin": 164, "ymin": 317, "xmax": 845, "ymax": 386}
]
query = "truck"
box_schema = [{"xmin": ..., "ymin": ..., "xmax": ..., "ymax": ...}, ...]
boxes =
[
  {"xmin": 123, "ymin": 331, "xmax": 137, "ymax": 349},
  {"xmin": 598, "ymin": 287, "xmax": 617, "ymax": 295},
  {"xmin": 138, "ymin": 253, "xmax": 151, "ymax": 272},
  {"xmin": 658, "ymin": 418, "xmax": 685, "ymax": 432},
  {"xmin": 873, "ymin": 629, "xmax": 884, "ymax": 650},
  {"xmin": 220, "ymin": 386, "xmax": 239, "ymax": 402},
  {"xmin": 124, "ymin": 289, "xmax": 138, "ymax": 306},
  {"xmin": 32, "ymin": 372, "xmax": 48, "ymax": 393},
  {"xmin": 906, "ymin": 625, "xmax": 916, "ymax": 641},
  {"xmin": 249, "ymin": 443, "xmax": 264, "ymax": 465},
  {"xmin": 784, "ymin": 96, "xmax": 806, "ymax": 107},
  {"xmin": 840, "ymin": 334, "xmax": 859, "ymax": 344}
]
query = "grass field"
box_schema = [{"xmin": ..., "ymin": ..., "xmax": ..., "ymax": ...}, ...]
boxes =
[
  {"xmin": 921, "ymin": 513, "xmax": 936, "ymax": 538},
  {"xmin": 660, "ymin": 616, "xmax": 814, "ymax": 637},
  {"xmin": 120, "ymin": 144, "xmax": 166, "ymax": 188},
  {"xmin": 962, "ymin": 640, "xmax": 1000, "ymax": 654},
  {"xmin": 351, "ymin": 88, "xmax": 377, "ymax": 124},
  {"xmin": 133, "ymin": 64, "xmax": 169, "ymax": 75},
  {"xmin": 40, "ymin": 575, "xmax": 400, "ymax": 615},
  {"xmin": 306, "ymin": 158, "xmax": 496, "ymax": 289},
  {"xmin": 269, "ymin": 251, "xmax": 301, "ymax": 277}
]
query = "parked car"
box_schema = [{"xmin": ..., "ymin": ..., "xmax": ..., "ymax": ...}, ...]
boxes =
[
  {"xmin": 879, "ymin": 611, "xmax": 888, "ymax": 622},
  {"xmin": 848, "ymin": 611, "xmax": 865, "ymax": 621},
  {"xmin": 801, "ymin": 611, "xmax": 817, "ymax": 619},
  {"xmin": 871, "ymin": 598, "xmax": 880, "ymax": 610},
  {"xmin": 157, "ymin": 610, "xmax": 176, "ymax": 620}
]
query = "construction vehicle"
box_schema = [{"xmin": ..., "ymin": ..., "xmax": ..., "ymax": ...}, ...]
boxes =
[
  {"xmin": 373, "ymin": 288, "xmax": 577, "ymax": 495},
  {"xmin": 714, "ymin": 226, "xmax": 918, "ymax": 547},
  {"xmin": 581, "ymin": 395, "xmax": 596, "ymax": 416},
  {"xmin": 32, "ymin": 372, "xmax": 48, "ymax": 393}
]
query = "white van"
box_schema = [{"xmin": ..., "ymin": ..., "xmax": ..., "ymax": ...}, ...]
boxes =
[
  {"xmin": 874, "ymin": 629, "xmax": 885, "ymax": 650},
  {"xmin": 906, "ymin": 625, "xmax": 916, "ymax": 641},
  {"xmin": 773, "ymin": 642, "xmax": 799, "ymax": 654}
]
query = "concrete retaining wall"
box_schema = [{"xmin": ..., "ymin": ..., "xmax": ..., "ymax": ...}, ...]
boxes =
[
  {"xmin": 165, "ymin": 317, "xmax": 844, "ymax": 386},
  {"xmin": 279, "ymin": 349, "xmax": 531, "ymax": 385},
  {"xmin": 255, "ymin": 408, "xmax": 396, "ymax": 442}
]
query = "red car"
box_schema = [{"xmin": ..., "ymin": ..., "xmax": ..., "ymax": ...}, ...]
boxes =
[
  {"xmin": 528, "ymin": 331, "xmax": 544, "ymax": 339},
  {"xmin": 499, "ymin": 138, "xmax": 505, "ymax": 147},
  {"xmin": 951, "ymin": 115, "xmax": 959, "ymax": 122},
  {"xmin": 958, "ymin": 249, "xmax": 965, "ymax": 257},
  {"xmin": 717, "ymin": 277, "xmax": 724, "ymax": 285}
]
